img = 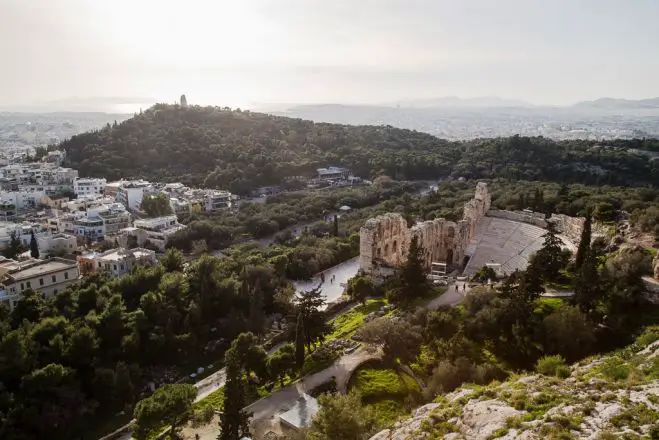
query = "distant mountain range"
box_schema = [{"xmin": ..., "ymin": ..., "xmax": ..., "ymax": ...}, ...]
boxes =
[
  {"xmin": 265, "ymin": 96, "xmax": 659, "ymax": 112},
  {"xmin": 270, "ymin": 97, "xmax": 659, "ymax": 141},
  {"xmin": 573, "ymin": 97, "xmax": 659, "ymax": 110}
]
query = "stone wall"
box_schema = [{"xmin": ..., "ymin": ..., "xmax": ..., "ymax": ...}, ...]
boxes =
[
  {"xmin": 487, "ymin": 209, "xmax": 548, "ymax": 228},
  {"xmin": 549, "ymin": 213, "xmax": 586, "ymax": 246},
  {"xmin": 359, "ymin": 182, "xmax": 491, "ymax": 274}
]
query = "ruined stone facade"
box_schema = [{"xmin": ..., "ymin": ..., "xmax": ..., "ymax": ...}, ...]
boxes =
[{"xmin": 359, "ymin": 182, "xmax": 491, "ymax": 274}]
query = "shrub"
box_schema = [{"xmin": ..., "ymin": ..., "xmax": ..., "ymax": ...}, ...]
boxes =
[
  {"xmin": 535, "ymin": 355, "xmax": 568, "ymax": 377},
  {"xmin": 599, "ymin": 357, "xmax": 631, "ymax": 381},
  {"xmin": 425, "ymin": 358, "xmax": 503, "ymax": 399},
  {"xmin": 636, "ymin": 325, "xmax": 659, "ymax": 348},
  {"xmin": 191, "ymin": 406, "xmax": 215, "ymax": 427},
  {"xmin": 555, "ymin": 365, "xmax": 571, "ymax": 379}
]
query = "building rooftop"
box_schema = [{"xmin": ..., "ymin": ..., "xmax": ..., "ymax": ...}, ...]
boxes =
[
  {"xmin": 279, "ymin": 394, "xmax": 319, "ymax": 430},
  {"xmin": 87, "ymin": 248, "xmax": 155, "ymax": 262},
  {"xmin": 6, "ymin": 258, "xmax": 77, "ymax": 282}
]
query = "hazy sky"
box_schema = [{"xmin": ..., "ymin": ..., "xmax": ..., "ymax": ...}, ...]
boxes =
[{"xmin": 2, "ymin": 0, "xmax": 659, "ymax": 110}]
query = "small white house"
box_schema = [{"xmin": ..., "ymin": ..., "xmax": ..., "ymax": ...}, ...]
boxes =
[{"xmin": 74, "ymin": 177, "xmax": 107, "ymax": 197}]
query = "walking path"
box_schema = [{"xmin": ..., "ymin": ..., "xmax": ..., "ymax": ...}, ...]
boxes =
[{"xmin": 293, "ymin": 257, "xmax": 360, "ymax": 304}]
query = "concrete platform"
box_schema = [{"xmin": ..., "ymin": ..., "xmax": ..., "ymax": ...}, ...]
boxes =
[{"xmin": 463, "ymin": 217, "xmax": 576, "ymax": 276}]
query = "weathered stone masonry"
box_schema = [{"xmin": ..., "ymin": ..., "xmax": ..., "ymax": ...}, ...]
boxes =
[{"xmin": 359, "ymin": 182, "xmax": 491, "ymax": 274}]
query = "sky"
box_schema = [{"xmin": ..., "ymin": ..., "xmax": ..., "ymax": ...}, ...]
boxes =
[{"xmin": 2, "ymin": 0, "xmax": 659, "ymax": 111}]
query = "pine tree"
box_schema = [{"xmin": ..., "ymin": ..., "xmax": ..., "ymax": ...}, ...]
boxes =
[
  {"xmin": 535, "ymin": 221, "xmax": 563, "ymax": 282},
  {"xmin": 2, "ymin": 232, "xmax": 24, "ymax": 259},
  {"xmin": 574, "ymin": 212, "xmax": 592, "ymax": 271},
  {"xmin": 518, "ymin": 193, "xmax": 526, "ymax": 210},
  {"xmin": 219, "ymin": 354, "xmax": 251, "ymax": 440},
  {"xmin": 293, "ymin": 286, "xmax": 328, "ymax": 351},
  {"xmin": 573, "ymin": 248, "xmax": 602, "ymax": 316},
  {"xmin": 294, "ymin": 313, "xmax": 305, "ymax": 371},
  {"xmin": 399, "ymin": 235, "xmax": 428, "ymax": 301},
  {"xmin": 30, "ymin": 231, "xmax": 39, "ymax": 259}
]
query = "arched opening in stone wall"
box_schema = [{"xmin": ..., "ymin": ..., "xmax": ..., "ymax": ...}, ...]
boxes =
[
  {"xmin": 447, "ymin": 226, "xmax": 455, "ymax": 239},
  {"xmin": 376, "ymin": 248, "xmax": 381, "ymax": 258},
  {"xmin": 392, "ymin": 240, "xmax": 398, "ymax": 253},
  {"xmin": 384, "ymin": 243, "xmax": 389, "ymax": 257},
  {"xmin": 447, "ymin": 249, "xmax": 454, "ymax": 264}
]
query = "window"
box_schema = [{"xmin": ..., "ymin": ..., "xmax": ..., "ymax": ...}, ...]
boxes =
[
  {"xmin": 64, "ymin": 272, "xmax": 69, "ymax": 280},
  {"xmin": 52, "ymin": 275, "xmax": 56, "ymax": 283},
  {"xmin": 98, "ymin": 262, "xmax": 102, "ymax": 267},
  {"xmin": 113, "ymin": 264, "xmax": 117, "ymax": 271},
  {"xmin": 40, "ymin": 278, "xmax": 44, "ymax": 286},
  {"xmin": 26, "ymin": 281, "xmax": 31, "ymax": 289},
  {"xmin": 120, "ymin": 264, "xmax": 124, "ymax": 271},
  {"xmin": 20, "ymin": 283, "xmax": 24, "ymax": 291}
]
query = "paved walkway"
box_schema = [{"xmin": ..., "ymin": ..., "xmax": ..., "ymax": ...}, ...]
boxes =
[{"xmin": 293, "ymin": 257, "xmax": 360, "ymax": 304}]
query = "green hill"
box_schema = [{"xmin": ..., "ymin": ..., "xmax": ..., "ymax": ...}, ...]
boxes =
[{"xmin": 58, "ymin": 104, "xmax": 659, "ymax": 194}]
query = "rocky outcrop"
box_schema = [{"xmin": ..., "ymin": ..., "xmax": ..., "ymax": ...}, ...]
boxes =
[
  {"xmin": 368, "ymin": 335, "xmax": 659, "ymax": 440},
  {"xmin": 359, "ymin": 182, "xmax": 490, "ymax": 275}
]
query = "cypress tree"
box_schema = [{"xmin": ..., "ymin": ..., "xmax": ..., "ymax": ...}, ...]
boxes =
[
  {"xmin": 294, "ymin": 313, "xmax": 305, "ymax": 370},
  {"xmin": 400, "ymin": 235, "xmax": 428, "ymax": 301},
  {"xmin": 574, "ymin": 213, "xmax": 592, "ymax": 271},
  {"xmin": 219, "ymin": 353, "xmax": 251, "ymax": 440},
  {"xmin": 573, "ymin": 248, "xmax": 602, "ymax": 316},
  {"xmin": 333, "ymin": 215, "xmax": 339, "ymax": 237},
  {"xmin": 535, "ymin": 221, "xmax": 563, "ymax": 281},
  {"xmin": 29, "ymin": 231, "xmax": 39, "ymax": 259}
]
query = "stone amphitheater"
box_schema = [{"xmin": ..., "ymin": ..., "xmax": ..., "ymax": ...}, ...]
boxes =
[{"xmin": 359, "ymin": 183, "xmax": 581, "ymax": 278}]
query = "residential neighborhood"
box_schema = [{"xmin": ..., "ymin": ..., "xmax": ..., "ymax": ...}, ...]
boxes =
[{"xmin": 0, "ymin": 149, "xmax": 362, "ymax": 311}]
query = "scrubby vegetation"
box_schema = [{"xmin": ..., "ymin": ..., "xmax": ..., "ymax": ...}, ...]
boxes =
[{"xmin": 59, "ymin": 105, "xmax": 658, "ymax": 193}]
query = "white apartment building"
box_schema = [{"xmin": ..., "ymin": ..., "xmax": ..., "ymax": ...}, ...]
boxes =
[
  {"xmin": 74, "ymin": 217, "xmax": 105, "ymax": 243},
  {"xmin": 0, "ymin": 222, "xmax": 49, "ymax": 250},
  {"xmin": 74, "ymin": 177, "xmax": 107, "ymax": 197},
  {"xmin": 116, "ymin": 180, "xmax": 154, "ymax": 212},
  {"xmin": 133, "ymin": 215, "xmax": 186, "ymax": 251},
  {"xmin": 204, "ymin": 190, "xmax": 232, "ymax": 212},
  {"xmin": 98, "ymin": 208, "xmax": 132, "ymax": 235},
  {"xmin": 36, "ymin": 233, "xmax": 77, "ymax": 257},
  {"xmin": 65, "ymin": 195, "xmax": 116, "ymax": 213},
  {"xmin": 0, "ymin": 257, "xmax": 80, "ymax": 309},
  {"xmin": 78, "ymin": 247, "xmax": 156, "ymax": 278},
  {"xmin": 0, "ymin": 163, "xmax": 78, "ymax": 196},
  {"xmin": 169, "ymin": 197, "xmax": 191, "ymax": 216},
  {"xmin": 0, "ymin": 188, "xmax": 46, "ymax": 210}
]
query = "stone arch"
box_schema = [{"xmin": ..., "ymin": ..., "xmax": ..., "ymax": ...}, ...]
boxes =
[
  {"xmin": 384, "ymin": 243, "xmax": 389, "ymax": 257},
  {"xmin": 392, "ymin": 240, "xmax": 398, "ymax": 254},
  {"xmin": 446, "ymin": 249, "xmax": 454, "ymax": 264},
  {"xmin": 376, "ymin": 247, "xmax": 382, "ymax": 258}
]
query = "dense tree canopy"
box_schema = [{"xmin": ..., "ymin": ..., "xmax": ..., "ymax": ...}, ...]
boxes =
[{"xmin": 59, "ymin": 105, "xmax": 658, "ymax": 193}]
